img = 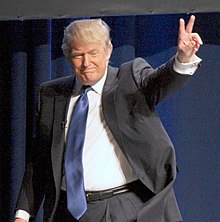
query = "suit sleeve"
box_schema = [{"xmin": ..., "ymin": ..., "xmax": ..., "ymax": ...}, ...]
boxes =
[{"xmin": 131, "ymin": 57, "xmax": 194, "ymax": 108}]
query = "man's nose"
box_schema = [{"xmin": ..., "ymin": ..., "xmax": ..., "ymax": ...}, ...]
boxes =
[{"xmin": 82, "ymin": 54, "xmax": 90, "ymax": 67}]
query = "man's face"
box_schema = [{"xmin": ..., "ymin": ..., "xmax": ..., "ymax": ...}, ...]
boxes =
[{"xmin": 69, "ymin": 40, "xmax": 111, "ymax": 86}]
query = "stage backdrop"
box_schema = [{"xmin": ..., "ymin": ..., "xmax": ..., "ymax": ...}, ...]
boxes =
[{"xmin": 0, "ymin": 13, "xmax": 220, "ymax": 222}]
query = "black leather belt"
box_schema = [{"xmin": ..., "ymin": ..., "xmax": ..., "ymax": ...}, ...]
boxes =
[
  {"xmin": 86, "ymin": 182, "xmax": 134, "ymax": 202},
  {"xmin": 59, "ymin": 180, "xmax": 154, "ymax": 204}
]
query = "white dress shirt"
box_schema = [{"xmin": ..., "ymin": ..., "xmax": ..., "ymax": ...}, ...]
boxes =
[
  {"xmin": 61, "ymin": 71, "xmax": 138, "ymax": 191},
  {"xmin": 15, "ymin": 56, "xmax": 202, "ymax": 221}
]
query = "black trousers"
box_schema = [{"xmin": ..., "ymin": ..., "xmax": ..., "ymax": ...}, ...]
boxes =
[{"xmin": 53, "ymin": 181, "xmax": 154, "ymax": 222}]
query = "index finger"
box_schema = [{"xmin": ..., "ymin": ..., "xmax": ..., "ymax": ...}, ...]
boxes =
[
  {"xmin": 179, "ymin": 18, "xmax": 185, "ymax": 36},
  {"xmin": 185, "ymin": 15, "xmax": 195, "ymax": 33}
]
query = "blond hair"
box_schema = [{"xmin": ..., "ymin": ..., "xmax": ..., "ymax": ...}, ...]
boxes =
[{"xmin": 62, "ymin": 19, "xmax": 113, "ymax": 61}]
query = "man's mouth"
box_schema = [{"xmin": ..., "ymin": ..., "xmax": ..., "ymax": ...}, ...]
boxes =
[{"xmin": 81, "ymin": 68, "xmax": 95, "ymax": 73}]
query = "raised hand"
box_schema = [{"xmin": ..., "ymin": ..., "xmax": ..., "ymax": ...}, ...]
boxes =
[{"xmin": 177, "ymin": 15, "xmax": 203, "ymax": 63}]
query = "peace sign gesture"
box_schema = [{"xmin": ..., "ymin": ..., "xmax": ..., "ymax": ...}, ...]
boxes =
[{"xmin": 177, "ymin": 15, "xmax": 203, "ymax": 63}]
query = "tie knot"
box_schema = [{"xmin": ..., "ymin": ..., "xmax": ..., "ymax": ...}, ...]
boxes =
[{"xmin": 82, "ymin": 85, "xmax": 92, "ymax": 94}]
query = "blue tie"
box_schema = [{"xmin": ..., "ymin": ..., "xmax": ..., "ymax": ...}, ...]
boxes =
[{"xmin": 65, "ymin": 86, "xmax": 91, "ymax": 220}]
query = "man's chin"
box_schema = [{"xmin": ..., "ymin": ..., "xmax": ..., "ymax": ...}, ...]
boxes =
[
  {"xmin": 80, "ymin": 77, "xmax": 97, "ymax": 86},
  {"xmin": 81, "ymin": 74, "xmax": 102, "ymax": 85}
]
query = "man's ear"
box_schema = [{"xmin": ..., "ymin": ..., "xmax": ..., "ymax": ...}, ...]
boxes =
[{"xmin": 106, "ymin": 42, "xmax": 113, "ymax": 61}]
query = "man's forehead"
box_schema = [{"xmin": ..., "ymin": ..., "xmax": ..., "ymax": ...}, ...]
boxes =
[{"xmin": 71, "ymin": 42, "xmax": 104, "ymax": 53}]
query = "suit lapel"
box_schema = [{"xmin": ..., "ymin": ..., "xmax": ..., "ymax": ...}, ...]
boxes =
[
  {"xmin": 51, "ymin": 76, "xmax": 75, "ymax": 194},
  {"xmin": 102, "ymin": 66, "xmax": 124, "ymax": 150}
]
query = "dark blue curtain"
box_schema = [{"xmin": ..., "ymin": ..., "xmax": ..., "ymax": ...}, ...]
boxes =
[{"xmin": 0, "ymin": 13, "xmax": 220, "ymax": 222}]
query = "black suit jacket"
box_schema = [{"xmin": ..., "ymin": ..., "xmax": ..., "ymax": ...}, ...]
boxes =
[{"xmin": 16, "ymin": 57, "xmax": 194, "ymax": 221}]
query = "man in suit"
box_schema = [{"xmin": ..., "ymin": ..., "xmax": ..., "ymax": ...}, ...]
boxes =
[{"xmin": 15, "ymin": 15, "xmax": 202, "ymax": 222}]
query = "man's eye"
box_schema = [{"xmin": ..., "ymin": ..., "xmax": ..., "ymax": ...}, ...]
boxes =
[
  {"xmin": 89, "ymin": 51, "xmax": 99, "ymax": 57},
  {"xmin": 72, "ymin": 54, "xmax": 82, "ymax": 59}
]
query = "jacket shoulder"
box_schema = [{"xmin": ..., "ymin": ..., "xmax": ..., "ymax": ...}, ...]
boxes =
[{"xmin": 40, "ymin": 75, "xmax": 74, "ymax": 96}]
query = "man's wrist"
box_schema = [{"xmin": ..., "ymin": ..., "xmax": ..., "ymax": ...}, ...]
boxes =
[
  {"xmin": 15, "ymin": 209, "xmax": 30, "ymax": 222},
  {"xmin": 173, "ymin": 54, "xmax": 202, "ymax": 75}
]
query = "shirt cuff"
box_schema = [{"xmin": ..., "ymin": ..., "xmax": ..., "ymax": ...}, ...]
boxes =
[
  {"xmin": 173, "ymin": 55, "xmax": 202, "ymax": 75},
  {"xmin": 15, "ymin": 209, "xmax": 30, "ymax": 221}
]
